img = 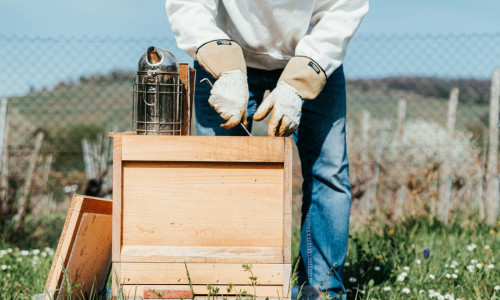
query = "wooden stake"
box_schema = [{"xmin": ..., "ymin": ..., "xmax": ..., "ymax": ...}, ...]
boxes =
[
  {"xmin": 486, "ymin": 69, "xmax": 500, "ymax": 224},
  {"xmin": 367, "ymin": 119, "xmax": 387, "ymax": 212},
  {"xmin": 438, "ymin": 88, "xmax": 459, "ymax": 223},
  {"xmin": 15, "ymin": 131, "xmax": 44, "ymax": 231},
  {"xmin": 360, "ymin": 110, "xmax": 371, "ymax": 216},
  {"xmin": 395, "ymin": 99, "xmax": 407, "ymax": 218},
  {"xmin": 0, "ymin": 113, "xmax": 9, "ymax": 220},
  {"xmin": 476, "ymin": 131, "xmax": 487, "ymax": 220}
]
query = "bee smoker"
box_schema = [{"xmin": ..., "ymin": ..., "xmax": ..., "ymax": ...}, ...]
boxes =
[{"xmin": 133, "ymin": 46, "xmax": 194, "ymax": 135}]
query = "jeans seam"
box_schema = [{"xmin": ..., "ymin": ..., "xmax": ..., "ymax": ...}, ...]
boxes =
[{"xmin": 306, "ymin": 212, "xmax": 312, "ymax": 284}]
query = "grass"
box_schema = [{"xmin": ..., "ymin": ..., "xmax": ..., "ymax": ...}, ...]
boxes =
[{"xmin": 1, "ymin": 210, "xmax": 499, "ymax": 299}]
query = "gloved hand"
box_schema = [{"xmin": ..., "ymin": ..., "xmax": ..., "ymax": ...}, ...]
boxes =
[
  {"xmin": 253, "ymin": 81, "xmax": 302, "ymax": 136},
  {"xmin": 254, "ymin": 57, "xmax": 327, "ymax": 136},
  {"xmin": 196, "ymin": 40, "xmax": 248, "ymax": 129},
  {"xmin": 208, "ymin": 69, "xmax": 249, "ymax": 128}
]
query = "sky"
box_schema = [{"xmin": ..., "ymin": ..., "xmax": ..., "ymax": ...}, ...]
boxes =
[
  {"xmin": 1, "ymin": 0, "xmax": 499, "ymax": 97},
  {"xmin": 1, "ymin": 0, "xmax": 499, "ymax": 38}
]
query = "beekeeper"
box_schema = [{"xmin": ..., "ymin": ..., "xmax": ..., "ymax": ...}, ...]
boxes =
[{"xmin": 166, "ymin": 1, "xmax": 368, "ymax": 299}]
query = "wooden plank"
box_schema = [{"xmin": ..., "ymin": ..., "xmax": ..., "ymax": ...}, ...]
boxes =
[
  {"xmin": 120, "ymin": 245, "xmax": 283, "ymax": 263},
  {"xmin": 108, "ymin": 131, "xmax": 135, "ymax": 138},
  {"xmin": 118, "ymin": 263, "xmax": 285, "ymax": 285},
  {"xmin": 45, "ymin": 195, "xmax": 112, "ymax": 299},
  {"xmin": 112, "ymin": 135, "xmax": 122, "ymax": 262},
  {"xmin": 282, "ymin": 264, "xmax": 292, "ymax": 299},
  {"xmin": 120, "ymin": 284, "xmax": 284, "ymax": 298},
  {"xmin": 283, "ymin": 137, "xmax": 292, "ymax": 264},
  {"xmin": 121, "ymin": 161, "xmax": 284, "ymax": 249},
  {"xmin": 121, "ymin": 136, "xmax": 285, "ymax": 162}
]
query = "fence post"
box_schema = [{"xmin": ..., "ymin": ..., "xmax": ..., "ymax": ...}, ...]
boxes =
[
  {"xmin": 367, "ymin": 119, "xmax": 387, "ymax": 212},
  {"xmin": 360, "ymin": 110, "xmax": 371, "ymax": 216},
  {"xmin": 15, "ymin": 131, "xmax": 44, "ymax": 232},
  {"xmin": 394, "ymin": 99, "xmax": 407, "ymax": 218},
  {"xmin": 438, "ymin": 87, "xmax": 459, "ymax": 223},
  {"xmin": 476, "ymin": 131, "xmax": 488, "ymax": 220},
  {"xmin": 486, "ymin": 68, "xmax": 500, "ymax": 224},
  {"xmin": 0, "ymin": 100, "xmax": 8, "ymax": 219}
]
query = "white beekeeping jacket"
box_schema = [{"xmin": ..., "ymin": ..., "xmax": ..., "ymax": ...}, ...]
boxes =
[{"xmin": 165, "ymin": 0, "xmax": 369, "ymax": 77}]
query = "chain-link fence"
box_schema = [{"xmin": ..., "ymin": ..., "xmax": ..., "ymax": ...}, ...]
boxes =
[{"xmin": 0, "ymin": 33, "xmax": 499, "ymax": 223}]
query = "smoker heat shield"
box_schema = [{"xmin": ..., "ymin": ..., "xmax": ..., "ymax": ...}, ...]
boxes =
[{"xmin": 133, "ymin": 46, "xmax": 191, "ymax": 135}]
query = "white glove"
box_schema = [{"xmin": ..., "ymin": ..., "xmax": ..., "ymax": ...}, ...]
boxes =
[
  {"xmin": 253, "ymin": 81, "xmax": 302, "ymax": 137},
  {"xmin": 208, "ymin": 69, "xmax": 249, "ymax": 129}
]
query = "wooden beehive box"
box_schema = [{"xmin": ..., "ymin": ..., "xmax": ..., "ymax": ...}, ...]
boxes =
[{"xmin": 111, "ymin": 135, "xmax": 292, "ymax": 299}]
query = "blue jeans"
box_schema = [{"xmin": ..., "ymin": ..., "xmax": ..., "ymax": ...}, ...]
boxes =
[{"xmin": 194, "ymin": 61, "xmax": 351, "ymax": 299}]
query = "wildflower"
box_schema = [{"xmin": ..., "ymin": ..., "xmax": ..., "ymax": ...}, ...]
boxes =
[
  {"xmin": 452, "ymin": 274, "xmax": 458, "ymax": 279},
  {"xmin": 445, "ymin": 264, "xmax": 449, "ymax": 268},
  {"xmin": 454, "ymin": 269, "xmax": 459, "ymax": 273},
  {"xmin": 344, "ymin": 262, "xmax": 350, "ymax": 267},
  {"xmin": 437, "ymin": 295, "xmax": 445, "ymax": 300},
  {"xmin": 20, "ymin": 250, "xmax": 29, "ymax": 256},
  {"xmin": 41, "ymin": 252, "xmax": 47, "ymax": 258},
  {"xmin": 403, "ymin": 266, "xmax": 410, "ymax": 271},
  {"xmin": 444, "ymin": 293, "xmax": 454, "ymax": 300},
  {"xmin": 466, "ymin": 244, "xmax": 477, "ymax": 251},
  {"xmin": 495, "ymin": 286, "xmax": 500, "ymax": 291},
  {"xmin": 419, "ymin": 290, "xmax": 425, "ymax": 294},
  {"xmin": 401, "ymin": 272, "xmax": 408, "ymax": 277},
  {"xmin": 383, "ymin": 287, "xmax": 391, "ymax": 291},
  {"xmin": 487, "ymin": 264, "xmax": 494, "ymax": 269},
  {"xmin": 374, "ymin": 266, "xmax": 381, "ymax": 271},
  {"xmin": 388, "ymin": 229, "xmax": 395, "ymax": 235},
  {"xmin": 16, "ymin": 258, "xmax": 22, "ymax": 262},
  {"xmin": 470, "ymin": 259, "xmax": 478, "ymax": 264},
  {"xmin": 402, "ymin": 288, "xmax": 410, "ymax": 294},
  {"xmin": 484, "ymin": 245, "xmax": 490, "ymax": 250},
  {"xmin": 445, "ymin": 273, "xmax": 451, "ymax": 279},
  {"xmin": 31, "ymin": 249, "xmax": 40, "ymax": 255},
  {"xmin": 423, "ymin": 248, "xmax": 430, "ymax": 259},
  {"xmin": 429, "ymin": 274, "xmax": 435, "ymax": 280},
  {"xmin": 1, "ymin": 265, "xmax": 7, "ymax": 270},
  {"xmin": 489, "ymin": 229, "xmax": 495, "ymax": 235},
  {"xmin": 348, "ymin": 277, "xmax": 357, "ymax": 283},
  {"xmin": 397, "ymin": 275, "xmax": 405, "ymax": 282},
  {"xmin": 467, "ymin": 265, "xmax": 475, "ymax": 272},
  {"xmin": 415, "ymin": 259, "xmax": 421, "ymax": 265},
  {"xmin": 476, "ymin": 263, "xmax": 482, "ymax": 269},
  {"xmin": 7, "ymin": 248, "xmax": 12, "ymax": 253}
]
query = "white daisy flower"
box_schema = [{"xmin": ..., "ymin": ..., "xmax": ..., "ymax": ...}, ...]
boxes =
[
  {"xmin": 454, "ymin": 269, "xmax": 459, "ymax": 273},
  {"xmin": 383, "ymin": 287, "xmax": 391, "ymax": 291},
  {"xmin": 397, "ymin": 275, "xmax": 405, "ymax": 282},
  {"xmin": 470, "ymin": 259, "xmax": 478, "ymax": 264},
  {"xmin": 415, "ymin": 259, "xmax": 421, "ymax": 265},
  {"xmin": 20, "ymin": 250, "xmax": 29, "ymax": 256},
  {"xmin": 419, "ymin": 290, "xmax": 425, "ymax": 294},
  {"xmin": 467, "ymin": 244, "xmax": 477, "ymax": 251},
  {"xmin": 429, "ymin": 274, "xmax": 435, "ymax": 280},
  {"xmin": 476, "ymin": 263, "xmax": 482, "ymax": 269},
  {"xmin": 31, "ymin": 249, "xmax": 40, "ymax": 255},
  {"xmin": 374, "ymin": 266, "xmax": 381, "ymax": 271},
  {"xmin": 402, "ymin": 288, "xmax": 410, "ymax": 294},
  {"xmin": 484, "ymin": 245, "xmax": 490, "ymax": 250},
  {"xmin": 467, "ymin": 265, "xmax": 475, "ymax": 272},
  {"xmin": 444, "ymin": 263, "xmax": 448, "ymax": 268},
  {"xmin": 403, "ymin": 266, "xmax": 410, "ymax": 271},
  {"xmin": 444, "ymin": 293, "xmax": 454, "ymax": 300},
  {"xmin": 1, "ymin": 265, "xmax": 7, "ymax": 270},
  {"xmin": 487, "ymin": 264, "xmax": 494, "ymax": 269},
  {"xmin": 437, "ymin": 295, "xmax": 445, "ymax": 300},
  {"xmin": 452, "ymin": 274, "xmax": 458, "ymax": 279},
  {"xmin": 344, "ymin": 262, "xmax": 350, "ymax": 267},
  {"xmin": 349, "ymin": 277, "xmax": 357, "ymax": 283},
  {"xmin": 445, "ymin": 273, "xmax": 451, "ymax": 279},
  {"xmin": 494, "ymin": 285, "xmax": 500, "ymax": 291}
]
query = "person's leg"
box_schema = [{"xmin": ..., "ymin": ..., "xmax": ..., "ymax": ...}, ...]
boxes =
[
  {"xmin": 194, "ymin": 61, "xmax": 268, "ymax": 136},
  {"xmin": 294, "ymin": 65, "xmax": 350, "ymax": 299}
]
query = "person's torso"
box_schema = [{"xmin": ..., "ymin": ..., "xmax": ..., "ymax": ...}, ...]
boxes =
[{"xmin": 216, "ymin": 0, "xmax": 316, "ymax": 70}]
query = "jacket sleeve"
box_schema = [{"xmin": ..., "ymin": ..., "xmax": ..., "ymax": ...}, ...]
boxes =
[
  {"xmin": 294, "ymin": 0, "xmax": 369, "ymax": 77},
  {"xmin": 165, "ymin": 0, "xmax": 229, "ymax": 58}
]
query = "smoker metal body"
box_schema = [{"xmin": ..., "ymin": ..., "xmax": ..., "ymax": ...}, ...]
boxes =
[{"xmin": 133, "ymin": 47, "xmax": 193, "ymax": 135}]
